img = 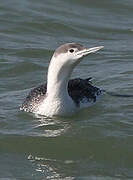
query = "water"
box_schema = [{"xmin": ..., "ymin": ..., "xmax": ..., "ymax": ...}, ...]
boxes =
[{"xmin": 0, "ymin": 0, "xmax": 133, "ymax": 179}]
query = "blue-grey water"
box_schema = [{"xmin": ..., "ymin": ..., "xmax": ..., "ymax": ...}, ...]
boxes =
[{"xmin": 0, "ymin": 0, "xmax": 133, "ymax": 179}]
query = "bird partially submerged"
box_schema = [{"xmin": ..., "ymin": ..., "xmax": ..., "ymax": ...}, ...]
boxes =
[{"xmin": 20, "ymin": 43, "xmax": 104, "ymax": 117}]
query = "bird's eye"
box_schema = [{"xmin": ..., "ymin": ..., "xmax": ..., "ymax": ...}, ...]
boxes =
[{"xmin": 69, "ymin": 49, "xmax": 74, "ymax": 53}]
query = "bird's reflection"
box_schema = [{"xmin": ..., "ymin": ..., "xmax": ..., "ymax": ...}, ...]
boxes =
[
  {"xmin": 32, "ymin": 114, "xmax": 71, "ymax": 137},
  {"xmin": 28, "ymin": 154, "xmax": 74, "ymax": 179}
]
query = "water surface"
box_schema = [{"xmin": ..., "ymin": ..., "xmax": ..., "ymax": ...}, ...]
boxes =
[{"xmin": 0, "ymin": 0, "xmax": 133, "ymax": 179}]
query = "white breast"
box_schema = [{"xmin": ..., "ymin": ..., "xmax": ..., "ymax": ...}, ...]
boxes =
[{"xmin": 35, "ymin": 95, "xmax": 77, "ymax": 117}]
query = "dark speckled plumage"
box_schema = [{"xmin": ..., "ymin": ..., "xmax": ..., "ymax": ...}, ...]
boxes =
[{"xmin": 20, "ymin": 78, "xmax": 102, "ymax": 112}]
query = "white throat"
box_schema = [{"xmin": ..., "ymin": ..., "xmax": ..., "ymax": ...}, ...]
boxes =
[
  {"xmin": 47, "ymin": 56, "xmax": 73, "ymax": 97},
  {"xmin": 37, "ymin": 55, "xmax": 77, "ymax": 116}
]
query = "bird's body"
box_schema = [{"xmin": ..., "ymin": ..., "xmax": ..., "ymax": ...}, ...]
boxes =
[
  {"xmin": 20, "ymin": 78, "xmax": 102, "ymax": 116},
  {"xmin": 20, "ymin": 43, "xmax": 103, "ymax": 117}
]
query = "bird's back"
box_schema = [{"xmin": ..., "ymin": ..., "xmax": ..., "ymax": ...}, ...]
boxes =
[{"xmin": 20, "ymin": 78, "xmax": 102, "ymax": 113}]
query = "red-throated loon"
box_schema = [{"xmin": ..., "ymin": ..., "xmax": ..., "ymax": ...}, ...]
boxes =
[{"xmin": 20, "ymin": 43, "xmax": 104, "ymax": 117}]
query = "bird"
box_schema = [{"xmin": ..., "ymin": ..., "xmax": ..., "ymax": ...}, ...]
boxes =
[{"xmin": 20, "ymin": 43, "xmax": 104, "ymax": 117}]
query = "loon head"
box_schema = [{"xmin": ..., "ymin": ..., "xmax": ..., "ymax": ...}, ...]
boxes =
[
  {"xmin": 52, "ymin": 43, "xmax": 104, "ymax": 67},
  {"xmin": 47, "ymin": 43, "xmax": 104, "ymax": 93}
]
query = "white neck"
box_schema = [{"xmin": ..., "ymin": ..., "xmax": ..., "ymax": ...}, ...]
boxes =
[
  {"xmin": 37, "ymin": 55, "xmax": 77, "ymax": 116},
  {"xmin": 47, "ymin": 56, "xmax": 74, "ymax": 99},
  {"xmin": 35, "ymin": 55, "xmax": 76, "ymax": 116}
]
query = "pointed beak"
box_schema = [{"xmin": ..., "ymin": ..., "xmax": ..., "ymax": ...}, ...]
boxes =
[{"xmin": 76, "ymin": 46, "xmax": 104, "ymax": 57}]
